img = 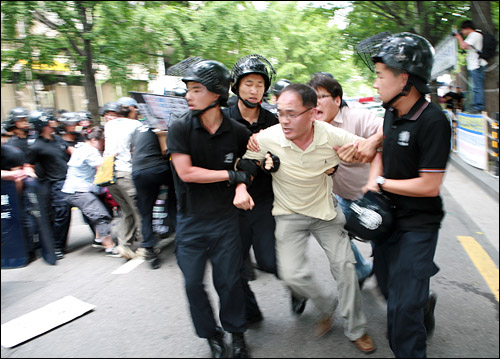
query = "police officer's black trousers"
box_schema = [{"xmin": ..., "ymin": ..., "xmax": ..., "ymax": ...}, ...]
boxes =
[
  {"xmin": 37, "ymin": 179, "xmax": 71, "ymax": 252},
  {"xmin": 373, "ymin": 230, "xmax": 439, "ymax": 358},
  {"xmin": 132, "ymin": 164, "xmax": 177, "ymax": 248},
  {"xmin": 238, "ymin": 198, "xmax": 277, "ymax": 320},
  {"xmin": 175, "ymin": 210, "xmax": 247, "ymax": 338}
]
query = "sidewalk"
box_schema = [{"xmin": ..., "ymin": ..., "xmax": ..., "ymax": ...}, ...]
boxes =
[
  {"xmin": 448, "ymin": 151, "xmax": 499, "ymax": 203},
  {"xmin": 443, "ymin": 151, "xmax": 499, "ymax": 257}
]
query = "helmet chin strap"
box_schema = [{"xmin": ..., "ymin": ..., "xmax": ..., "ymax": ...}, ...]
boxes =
[
  {"xmin": 238, "ymin": 95, "xmax": 260, "ymax": 109},
  {"xmin": 382, "ymin": 82, "xmax": 412, "ymax": 110},
  {"xmin": 190, "ymin": 99, "xmax": 219, "ymax": 117}
]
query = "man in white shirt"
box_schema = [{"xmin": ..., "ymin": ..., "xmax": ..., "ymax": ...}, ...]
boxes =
[
  {"xmin": 453, "ymin": 20, "xmax": 488, "ymax": 113},
  {"xmin": 102, "ymin": 102, "xmax": 143, "ymax": 259}
]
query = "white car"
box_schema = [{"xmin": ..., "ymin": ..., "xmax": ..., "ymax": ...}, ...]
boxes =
[{"xmin": 360, "ymin": 101, "xmax": 385, "ymax": 118}]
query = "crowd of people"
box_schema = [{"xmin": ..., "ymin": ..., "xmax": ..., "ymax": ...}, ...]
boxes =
[
  {"xmin": 2, "ymin": 30, "xmax": 453, "ymax": 359},
  {"xmin": 1, "ymin": 98, "xmax": 176, "ymax": 268}
]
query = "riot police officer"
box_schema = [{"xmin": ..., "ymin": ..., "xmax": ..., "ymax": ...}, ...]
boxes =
[
  {"xmin": 357, "ymin": 32, "xmax": 451, "ymax": 358},
  {"xmin": 5, "ymin": 107, "xmax": 34, "ymax": 155},
  {"xmin": 167, "ymin": 58, "xmax": 252, "ymax": 358},
  {"xmin": 223, "ymin": 54, "xmax": 281, "ymax": 324},
  {"xmin": 59, "ymin": 112, "xmax": 84, "ymax": 154},
  {"xmin": 270, "ymin": 78, "xmax": 291, "ymax": 104},
  {"xmin": 28, "ymin": 111, "xmax": 72, "ymax": 260}
]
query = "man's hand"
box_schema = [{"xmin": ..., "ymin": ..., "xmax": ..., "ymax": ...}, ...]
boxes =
[
  {"xmin": 263, "ymin": 152, "xmax": 280, "ymax": 172},
  {"xmin": 247, "ymin": 133, "xmax": 260, "ymax": 152},
  {"xmin": 325, "ymin": 164, "xmax": 339, "ymax": 176},
  {"xmin": 362, "ymin": 179, "xmax": 379, "ymax": 194},
  {"xmin": 334, "ymin": 143, "xmax": 359, "ymax": 163},
  {"xmin": 233, "ymin": 183, "xmax": 255, "ymax": 210},
  {"xmin": 1, "ymin": 169, "xmax": 27, "ymax": 182},
  {"xmin": 334, "ymin": 130, "xmax": 383, "ymax": 164},
  {"xmin": 356, "ymin": 131, "xmax": 382, "ymax": 163},
  {"xmin": 23, "ymin": 165, "xmax": 37, "ymax": 178}
]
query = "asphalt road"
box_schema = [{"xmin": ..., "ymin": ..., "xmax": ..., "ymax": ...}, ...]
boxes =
[{"xmin": 1, "ymin": 159, "xmax": 499, "ymax": 358}]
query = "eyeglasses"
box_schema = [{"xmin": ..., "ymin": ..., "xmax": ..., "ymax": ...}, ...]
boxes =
[
  {"xmin": 277, "ymin": 108, "xmax": 313, "ymax": 120},
  {"xmin": 317, "ymin": 94, "xmax": 332, "ymax": 100}
]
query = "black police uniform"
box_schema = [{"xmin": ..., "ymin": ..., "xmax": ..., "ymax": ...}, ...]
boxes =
[
  {"xmin": 28, "ymin": 134, "xmax": 72, "ymax": 255},
  {"xmin": 131, "ymin": 125, "xmax": 177, "ymax": 248},
  {"xmin": 374, "ymin": 96, "xmax": 451, "ymax": 357},
  {"xmin": 167, "ymin": 111, "xmax": 251, "ymax": 339},
  {"xmin": 7, "ymin": 135, "xmax": 35, "ymax": 158},
  {"xmin": 2, "ymin": 143, "xmax": 57, "ymax": 265},
  {"xmin": 223, "ymin": 104, "xmax": 279, "ymax": 321}
]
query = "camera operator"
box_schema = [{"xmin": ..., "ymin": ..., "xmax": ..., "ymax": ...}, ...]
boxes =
[{"xmin": 452, "ymin": 20, "xmax": 487, "ymax": 113}]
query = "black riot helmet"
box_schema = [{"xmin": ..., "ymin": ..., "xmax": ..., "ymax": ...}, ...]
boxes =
[
  {"xmin": 78, "ymin": 110, "xmax": 92, "ymax": 120},
  {"xmin": 182, "ymin": 59, "xmax": 231, "ymax": 107},
  {"xmin": 59, "ymin": 112, "xmax": 81, "ymax": 126},
  {"xmin": 8, "ymin": 107, "xmax": 30, "ymax": 122},
  {"xmin": 29, "ymin": 110, "xmax": 51, "ymax": 134},
  {"xmin": 272, "ymin": 79, "xmax": 291, "ymax": 97},
  {"xmin": 230, "ymin": 54, "xmax": 276, "ymax": 96},
  {"xmin": 356, "ymin": 32, "xmax": 434, "ymax": 108},
  {"xmin": 99, "ymin": 102, "xmax": 124, "ymax": 116},
  {"xmin": 344, "ymin": 191, "xmax": 395, "ymax": 244},
  {"xmin": 371, "ymin": 32, "xmax": 434, "ymax": 93}
]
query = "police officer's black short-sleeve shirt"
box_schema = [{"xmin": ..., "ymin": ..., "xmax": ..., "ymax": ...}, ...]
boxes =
[
  {"xmin": 28, "ymin": 134, "xmax": 69, "ymax": 182},
  {"xmin": 1, "ymin": 143, "xmax": 26, "ymax": 170},
  {"xmin": 222, "ymin": 104, "xmax": 278, "ymax": 201},
  {"xmin": 382, "ymin": 96, "xmax": 451, "ymax": 231},
  {"xmin": 7, "ymin": 136, "xmax": 33, "ymax": 158},
  {"xmin": 167, "ymin": 112, "xmax": 252, "ymax": 217}
]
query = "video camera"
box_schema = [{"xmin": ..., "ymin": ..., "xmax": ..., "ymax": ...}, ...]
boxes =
[{"xmin": 451, "ymin": 30, "xmax": 462, "ymax": 37}]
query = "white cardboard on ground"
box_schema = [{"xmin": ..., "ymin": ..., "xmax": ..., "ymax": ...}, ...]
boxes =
[{"xmin": 1, "ymin": 295, "xmax": 96, "ymax": 348}]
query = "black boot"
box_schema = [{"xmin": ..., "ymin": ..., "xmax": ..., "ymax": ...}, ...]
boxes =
[
  {"xmin": 424, "ymin": 291, "xmax": 437, "ymax": 338},
  {"xmin": 232, "ymin": 332, "xmax": 249, "ymax": 358},
  {"xmin": 207, "ymin": 327, "xmax": 227, "ymax": 358},
  {"xmin": 145, "ymin": 247, "xmax": 160, "ymax": 269}
]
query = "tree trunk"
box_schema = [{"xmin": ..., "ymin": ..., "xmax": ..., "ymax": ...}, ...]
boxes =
[
  {"xmin": 470, "ymin": 0, "xmax": 499, "ymax": 118},
  {"xmin": 82, "ymin": 39, "xmax": 100, "ymax": 124}
]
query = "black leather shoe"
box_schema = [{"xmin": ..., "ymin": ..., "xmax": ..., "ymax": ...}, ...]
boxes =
[
  {"xmin": 207, "ymin": 327, "xmax": 227, "ymax": 358},
  {"xmin": 145, "ymin": 247, "xmax": 161, "ymax": 269},
  {"xmin": 424, "ymin": 291, "xmax": 437, "ymax": 338},
  {"xmin": 291, "ymin": 294, "xmax": 307, "ymax": 315},
  {"xmin": 232, "ymin": 332, "xmax": 249, "ymax": 358}
]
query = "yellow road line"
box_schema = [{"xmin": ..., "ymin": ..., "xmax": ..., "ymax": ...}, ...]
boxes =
[{"xmin": 458, "ymin": 236, "xmax": 499, "ymax": 302}]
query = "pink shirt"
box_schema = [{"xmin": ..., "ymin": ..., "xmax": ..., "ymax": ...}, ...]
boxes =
[{"xmin": 329, "ymin": 106, "xmax": 383, "ymax": 200}]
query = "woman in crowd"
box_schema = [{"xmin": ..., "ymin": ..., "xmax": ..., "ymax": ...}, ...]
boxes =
[{"xmin": 61, "ymin": 126, "xmax": 121, "ymax": 257}]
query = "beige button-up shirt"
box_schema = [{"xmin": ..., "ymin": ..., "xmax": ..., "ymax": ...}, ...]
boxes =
[{"xmin": 243, "ymin": 120, "xmax": 361, "ymax": 221}]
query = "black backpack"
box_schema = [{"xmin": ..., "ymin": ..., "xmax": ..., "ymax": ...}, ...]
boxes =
[{"xmin": 477, "ymin": 30, "xmax": 498, "ymax": 61}]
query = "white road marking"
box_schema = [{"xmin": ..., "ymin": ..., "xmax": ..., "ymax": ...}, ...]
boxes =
[{"xmin": 111, "ymin": 258, "xmax": 145, "ymax": 274}]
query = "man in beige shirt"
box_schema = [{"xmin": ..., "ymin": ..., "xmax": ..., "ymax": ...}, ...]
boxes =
[
  {"xmin": 234, "ymin": 83, "xmax": 376, "ymax": 354},
  {"xmin": 308, "ymin": 74, "xmax": 383, "ymax": 287}
]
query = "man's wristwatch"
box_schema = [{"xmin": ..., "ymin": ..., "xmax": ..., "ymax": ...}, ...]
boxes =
[{"xmin": 376, "ymin": 176, "xmax": 386, "ymax": 192}]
